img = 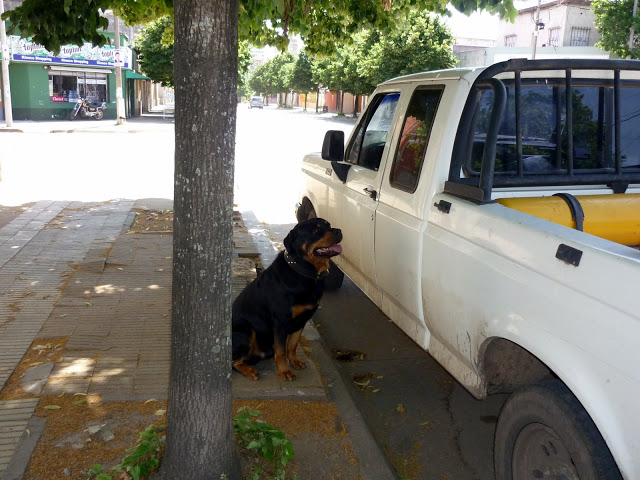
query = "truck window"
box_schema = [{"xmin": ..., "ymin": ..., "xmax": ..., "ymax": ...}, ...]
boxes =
[
  {"xmin": 468, "ymin": 81, "xmax": 640, "ymax": 176},
  {"xmin": 346, "ymin": 93, "xmax": 400, "ymax": 170},
  {"xmin": 390, "ymin": 88, "xmax": 443, "ymax": 192}
]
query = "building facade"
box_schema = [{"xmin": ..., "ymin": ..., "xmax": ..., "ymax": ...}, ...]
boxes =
[
  {"xmin": 0, "ymin": 31, "xmax": 140, "ymax": 120},
  {"xmin": 498, "ymin": 0, "xmax": 600, "ymax": 50},
  {"xmin": 456, "ymin": 0, "xmax": 612, "ymax": 67}
]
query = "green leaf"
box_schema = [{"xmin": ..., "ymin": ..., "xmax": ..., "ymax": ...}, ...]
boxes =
[{"xmin": 88, "ymin": 465, "xmax": 103, "ymax": 474}]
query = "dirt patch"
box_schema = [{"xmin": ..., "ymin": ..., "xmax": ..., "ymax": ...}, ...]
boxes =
[
  {"xmin": 22, "ymin": 399, "xmax": 360, "ymax": 480},
  {"xmin": 128, "ymin": 210, "xmax": 173, "ymax": 234},
  {"xmin": 25, "ymin": 396, "xmax": 168, "ymax": 480},
  {"xmin": 0, "ymin": 337, "xmax": 68, "ymax": 401},
  {"xmin": 233, "ymin": 400, "xmax": 362, "ymax": 480}
]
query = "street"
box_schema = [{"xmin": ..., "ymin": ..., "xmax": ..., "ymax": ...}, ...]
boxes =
[{"xmin": 0, "ymin": 106, "xmax": 506, "ymax": 479}]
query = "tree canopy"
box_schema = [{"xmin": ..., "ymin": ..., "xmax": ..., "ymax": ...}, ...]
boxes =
[
  {"xmin": 3, "ymin": 0, "xmax": 516, "ymax": 56},
  {"xmin": 137, "ymin": 16, "xmax": 174, "ymax": 86},
  {"xmin": 136, "ymin": 16, "xmax": 252, "ymax": 90},
  {"xmin": 310, "ymin": 11, "xmax": 456, "ymax": 96},
  {"xmin": 592, "ymin": 0, "xmax": 639, "ymax": 59}
]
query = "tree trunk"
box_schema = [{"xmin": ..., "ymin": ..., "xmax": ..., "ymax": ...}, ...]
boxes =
[
  {"xmin": 163, "ymin": 0, "xmax": 242, "ymax": 479},
  {"xmin": 315, "ymin": 87, "xmax": 320, "ymax": 113}
]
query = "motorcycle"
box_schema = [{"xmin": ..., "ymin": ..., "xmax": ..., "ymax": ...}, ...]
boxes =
[{"xmin": 69, "ymin": 98, "xmax": 106, "ymax": 120}]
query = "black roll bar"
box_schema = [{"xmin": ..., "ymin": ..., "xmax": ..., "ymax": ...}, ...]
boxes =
[{"xmin": 446, "ymin": 59, "xmax": 640, "ymax": 204}]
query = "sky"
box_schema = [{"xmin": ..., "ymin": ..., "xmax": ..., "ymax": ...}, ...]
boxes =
[{"xmin": 442, "ymin": 7, "xmax": 501, "ymax": 40}]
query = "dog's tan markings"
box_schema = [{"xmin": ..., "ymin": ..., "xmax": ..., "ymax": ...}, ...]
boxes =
[
  {"xmin": 247, "ymin": 330, "xmax": 265, "ymax": 358},
  {"xmin": 286, "ymin": 329, "xmax": 306, "ymax": 370},
  {"xmin": 233, "ymin": 359, "xmax": 259, "ymax": 380},
  {"xmin": 304, "ymin": 231, "xmax": 335, "ymax": 273},
  {"xmin": 292, "ymin": 304, "xmax": 314, "ymax": 318},
  {"xmin": 274, "ymin": 337, "xmax": 295, "ymax": 381}
]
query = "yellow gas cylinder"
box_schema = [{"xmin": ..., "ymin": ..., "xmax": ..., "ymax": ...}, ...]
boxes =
[{"xmin": 497, "ymin": 194, "xmax": 640, "ymax": 246}]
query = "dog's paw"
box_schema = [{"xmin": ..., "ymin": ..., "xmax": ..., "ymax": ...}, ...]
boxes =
[
  {"xmin": 278, "ymin": 369, "xmax": 296, "ymax": 381},
  {"xmin": 290, "ymin": 359, "xmax": 307, "ymax": 370},
  {"xmin": 234, "ymin": 363, "xmax": 260, "ymax": 380}
]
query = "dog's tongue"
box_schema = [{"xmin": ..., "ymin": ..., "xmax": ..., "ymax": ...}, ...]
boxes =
[{"xmin": 315, "ymin": 244, "xmax": 343, "ymax": 257}]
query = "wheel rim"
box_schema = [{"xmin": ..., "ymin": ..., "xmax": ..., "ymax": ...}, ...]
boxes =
[{"xmin": 512, "ymin": 423, "xmax": 579, "ymax": 480}]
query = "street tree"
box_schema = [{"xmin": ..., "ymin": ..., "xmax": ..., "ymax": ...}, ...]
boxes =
[
  {"xmin": 3, "ymin": 0, "xmax": 517, "ymax": 479},
  {"xmin": 248, "ymin": 62, "xmax": 271, "ymax": 99},
  {"xmin": 136, "ymin": 16, "xmax": 252, "ymax": 94},
  {"xmin": 362, "ymin": 11, "xmax": 456, "ymax": 85},
  {"xmin": 266, "ymin": 52, "xmax": 296, "ymax": 105},
  {"xmin": 288, "ymin": 52, "xmax": 316, "ymax": 110},
  {"xmin": 137, "ymin": 16, "xmax": 174, "ymax": 87},
  {"xmin": 592, "ymin": 0, "xmax": 640, "ymax": 59}
]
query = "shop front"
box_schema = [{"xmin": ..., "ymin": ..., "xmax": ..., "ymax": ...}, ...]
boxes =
[{"xmin": 2, "ymin": 34, "xmax": 133, "ymax": 120}]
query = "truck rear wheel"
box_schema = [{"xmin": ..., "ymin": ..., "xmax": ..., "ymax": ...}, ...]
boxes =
[{"xmin": 494, "ymin": 380, "xmax": 621, "ymax": 480}]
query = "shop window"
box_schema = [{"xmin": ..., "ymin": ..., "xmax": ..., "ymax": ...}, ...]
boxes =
[{"xmin": 49, "ymin": 70, "xmax": 109, "ymax": 103}]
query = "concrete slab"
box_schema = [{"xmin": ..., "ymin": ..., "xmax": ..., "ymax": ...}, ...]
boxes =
[{"xmin": 20, "ymin": 363, "xmax": 54, "ymax": 395}]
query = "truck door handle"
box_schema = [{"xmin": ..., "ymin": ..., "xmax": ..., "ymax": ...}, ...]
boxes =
[{"xmin": 363, "ymin": 188, "xmax": 377, "ymax": 200}]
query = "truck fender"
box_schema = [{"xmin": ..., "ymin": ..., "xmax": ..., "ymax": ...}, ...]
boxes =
[{"xmin": 480, "ymin": 329, "xmax": 633, "ymax": 479}]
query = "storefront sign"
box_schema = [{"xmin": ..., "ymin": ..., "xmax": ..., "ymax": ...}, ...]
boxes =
[
  {"xmin": 50, "ymin": 96, "xmax": 66, "ymax": 102},
  {"xmin": 8, "ymin": 36, "xmax": 131, "ymax": 69}
]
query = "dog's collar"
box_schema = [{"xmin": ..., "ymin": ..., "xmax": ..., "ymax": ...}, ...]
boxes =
[{"xmin": 284, "ymin": 250, "xmax": 329, "ymax": 280}]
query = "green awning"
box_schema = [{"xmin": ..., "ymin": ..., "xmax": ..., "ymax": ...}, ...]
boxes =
[{"xmin": 125, "ymin": 70, "xmax": 150, "ymax": 80}]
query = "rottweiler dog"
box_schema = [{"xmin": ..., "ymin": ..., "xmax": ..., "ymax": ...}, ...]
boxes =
[{"xmin": 232, "ymin": 218, "xmax": 342, "ymax": 381}]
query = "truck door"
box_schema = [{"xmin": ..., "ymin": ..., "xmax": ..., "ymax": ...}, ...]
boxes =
[
  {"xmin": 328, "ymin": 92, "xmax": 401, "ymax": 300},
  {"xmin": 374, "ymin": 86, "xmax": 444, "ymax": 348}
]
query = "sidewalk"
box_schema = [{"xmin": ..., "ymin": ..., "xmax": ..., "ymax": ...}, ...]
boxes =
[
  {"xmin": 0, "ymin": 110, "xmax": 174, "ymax": 135},
  {"xmin": 0, "ymin": 200, "xmax": 394, "ymax": 480}
]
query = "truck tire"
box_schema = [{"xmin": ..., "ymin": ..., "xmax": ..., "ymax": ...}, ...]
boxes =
[
  {"xmin": 494, "ymin": 380, "xmax": 621, "ymax": 480},
  {"xmin": 296, "ymin": 202, "xmax": 317, "ymax": 222}
]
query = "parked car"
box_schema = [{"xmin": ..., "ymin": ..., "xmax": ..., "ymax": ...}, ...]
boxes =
[
  {"xmin": 297, "ymin": 58, "xmax": 640, "ymax": 480},
  {"xmin": 249, "ymin": 96, "xmax": 264, "ymax": 109}
]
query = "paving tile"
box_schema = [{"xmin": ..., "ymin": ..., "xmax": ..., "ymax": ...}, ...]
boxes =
[
  {"xmin": 41, "ymin": 378, "xmax": 90, "ymax": 395},
  {"xmin": 0, "ymin": 399, "xmax": 38, "ymax": 473}
]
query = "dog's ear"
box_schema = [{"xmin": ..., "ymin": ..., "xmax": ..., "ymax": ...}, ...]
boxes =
[{"xmin": 283, "ymin": 228, "xmax": 297, "ymax": 253}]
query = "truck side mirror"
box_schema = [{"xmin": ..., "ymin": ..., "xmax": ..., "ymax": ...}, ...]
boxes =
[{"xmin": 322, "ymin": 130, "xmax": 345, "ymax": 161}]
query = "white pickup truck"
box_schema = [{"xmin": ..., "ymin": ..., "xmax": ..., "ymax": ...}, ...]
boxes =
[{"xmin": 296, "ymin": 59, "xmax": 640, "ymax": 480}]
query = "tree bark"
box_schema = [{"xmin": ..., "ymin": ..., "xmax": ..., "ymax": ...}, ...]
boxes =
[{"xmin": 162, "ymin": 0, "xmax": 241, "ymax": 478}]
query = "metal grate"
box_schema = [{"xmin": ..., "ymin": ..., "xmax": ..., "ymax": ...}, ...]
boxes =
[
  {"xmin": 570, "ymin": 27, "xmax": 590, "ymax": 46},
  {"xmin": 505, "ymin": 35, "xmax": 517, "ymax": 47},
  {"xmin": 548, "ymin": 27, "xmax": 561, "ymax": 47}
]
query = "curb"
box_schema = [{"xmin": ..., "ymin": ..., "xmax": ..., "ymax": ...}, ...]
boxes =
[
  {"xmin": 2, "ymin": 417, "xmax": 46, "ymax": 480},
  {"xmin": 306, "ymin": 322, "xmax": 399, "ymax": 480}
]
